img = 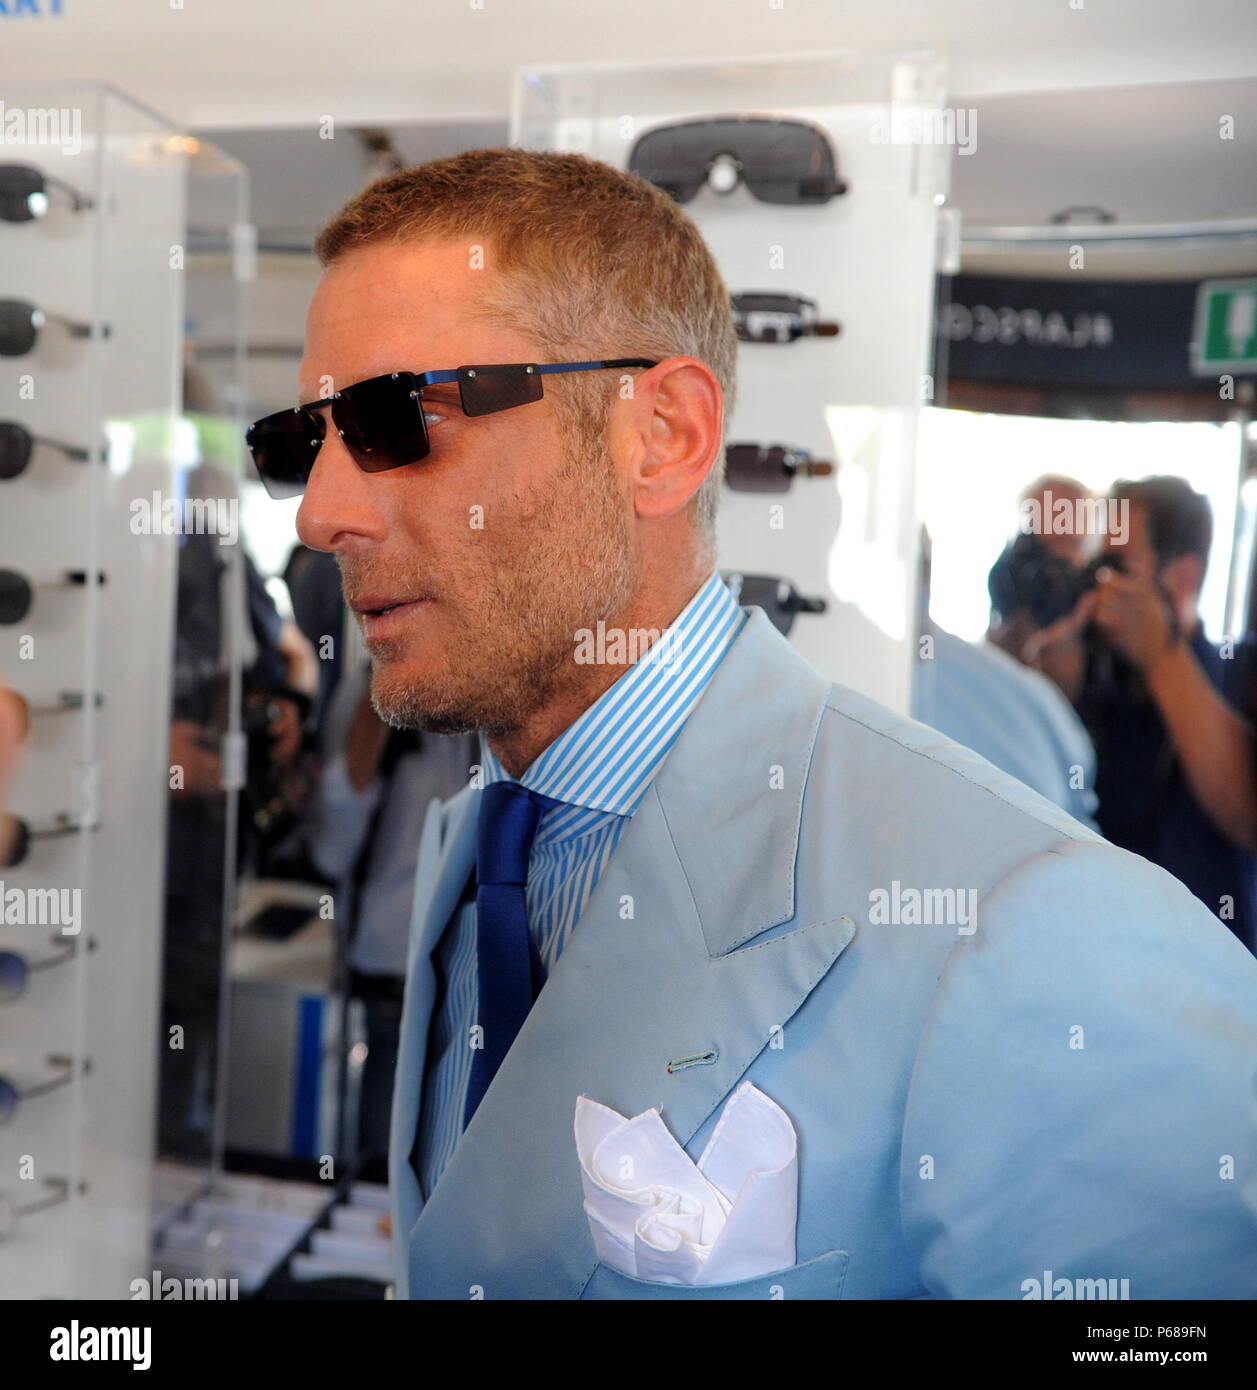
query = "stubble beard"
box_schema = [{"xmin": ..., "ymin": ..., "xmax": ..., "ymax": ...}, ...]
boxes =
[{"xmin": 366, "ymin": 437, "xmax": 637, "ymax": 738}]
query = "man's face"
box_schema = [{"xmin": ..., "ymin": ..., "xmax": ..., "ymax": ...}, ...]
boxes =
[
  {"xmin": 295, "ymin": 239, "xmax": 638, "ymax": 736},
  {"xmin": 1027, "ymin": 483, "xmax": 1093, "ymax": 567},
  {"xmin": 1102, "ymin": 503, "xmax": 1157, "ymax": 581}
]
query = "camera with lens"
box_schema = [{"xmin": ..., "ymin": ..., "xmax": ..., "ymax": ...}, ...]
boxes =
[
  {"xmin": 989, "ymin": 532, "xmax": 1124, "ymax": 629},
  {"xmin": 241, "ymin": 687, "xmax": 311, "ymax": 850}
]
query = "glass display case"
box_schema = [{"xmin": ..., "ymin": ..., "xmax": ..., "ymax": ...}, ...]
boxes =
[
  {"xmin": 147, "ymin": 136, "xmax": 254, "ymax": 1291},
  {"xmin": 0, "ymin": 83, "xmax": 185, "ymax": 1297},
  {"xmin": 513, "ymin": 51, "xmax": 951, "ymax": 711}
]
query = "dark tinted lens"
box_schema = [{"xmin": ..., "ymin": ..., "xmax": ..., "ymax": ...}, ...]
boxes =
[
  {"xmin": 0, "ymin": 1077, "xmax": 16, "ymax": 1125},
  {"xmin": 727, "ymin": 573, "xmax": 796, "ymax": 636},
  {"xmin": 725, "ymin": 445, "xmax": 791, "ymax": 493},
  {"xmin": 0, "ymin": 569, "xmax": 33, "ymax": 624},
  {"xmin": 627, "ymin": 128, "xmax": 707, "ymax": 203},
  {"xmin": 0, "ymin": 165, "xmax": 43, "ymax": 223},
  {"xmin": 734, "ymin": 121, "xmax": 841, "ymax": 204},
  {"xmin": 0, "ymin": 422, "xmax": 33, "ymax": 479},
  {"xmin": 0, "ymin": 301, "xmax": 37, "ymax": 357},
  {"xmin": 334, "ymin": 373, "xmax": 429, "ymax": 471},
  {"xmin": 732, "ymin": 574, "xmax": 785, "ymax": 606},
  {"xmin": 247, "ymin": 408, "xmax": 323, "ymax": 500},
  {"xmin": 733, "ymin": 293, "xmax": 805, "ymax": 314},
  {"xmin": 0, "ymin": 951, "xmax": 27, "ymax": 1003},
  {"xmin": 0, "ymin": 815, "xmax": 29, "ymax": 869},
  {"xmin": 457, "ymin": 364, "xmax": 543, "ymax": 418},
  {"xmin": 0, "ymin": 194, "xmax": 34, "ymax": 223}
]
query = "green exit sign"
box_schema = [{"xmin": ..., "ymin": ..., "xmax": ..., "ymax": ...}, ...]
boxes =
[{"xmin": 1192, "ymin": 278, "xmax": 1257, "ymax": 374}]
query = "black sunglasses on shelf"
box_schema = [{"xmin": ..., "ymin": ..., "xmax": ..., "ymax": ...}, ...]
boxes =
[
  {"xmin": 725, "ymin": 443, "xmax": 834, "ymax": 493},
  {"xmin": 0, "ymin": 420, "xmax": 91, "ymax": 479},
  {"xmin": 247, "ymin": 358, "xmax": 658, "ymax": 500},
  {"xmin": 628, "ymin": 116, "xmax": 848, "ymax": 205},
  {"xmin": 731, "ymin": 292, "xmax": 841, "ymax": 344},
  {"xmin": 0, "ymin": 299, "xmax": 108, "ymax": 357},
  {"xmin": 723, "ymin": 571, "xmax": 828, "ymax": 636},
  {"xmin": 0, "ymin": 162, "xmax": 93, "ymax": 223}
]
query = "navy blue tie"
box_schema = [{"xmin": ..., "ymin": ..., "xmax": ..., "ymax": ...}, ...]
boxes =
[{"xmin": 463, "ymin": 780, "xmax": 561, "ymax": 1127}]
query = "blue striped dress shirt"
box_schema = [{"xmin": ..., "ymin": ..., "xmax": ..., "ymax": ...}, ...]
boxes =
[{"xmin": 413, "ymin": 571, "xmax": 747, "ymax": 1197}]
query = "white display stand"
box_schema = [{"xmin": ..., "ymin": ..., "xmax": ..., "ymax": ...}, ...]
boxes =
[
  {"xmin": 0, "ymin": 84, "xmax": 184, "ymax": 1298},
  {"xmin": 514, "ymin": 51, "xmax": 949, "ymax": 711}
]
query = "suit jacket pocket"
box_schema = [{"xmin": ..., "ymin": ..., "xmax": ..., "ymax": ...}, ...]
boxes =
[{"xmin": 580, "ymin": 1248, "xmax": 850, "ymax": 1300}]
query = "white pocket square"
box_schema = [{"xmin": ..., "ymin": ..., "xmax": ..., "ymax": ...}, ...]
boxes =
[{"xmin": 574, "ymin": 1079, "xmax": 798, "ymax": 1286}]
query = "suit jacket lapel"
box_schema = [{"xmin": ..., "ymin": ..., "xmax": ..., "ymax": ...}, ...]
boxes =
[
  {"xmin": 388, "ymin": 786, "xmax": 477, "ymax": 1282},
  {"xmin": 404, "ymin": 612, "xmax": 856, "ymax": 1298}
]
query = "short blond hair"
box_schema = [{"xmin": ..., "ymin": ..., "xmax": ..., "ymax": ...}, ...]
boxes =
[{"xmin": 314, "ymin": 147, "xmax": 737, "ymax": 536}]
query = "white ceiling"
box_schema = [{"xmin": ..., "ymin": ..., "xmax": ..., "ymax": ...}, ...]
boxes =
[
  {"xmin": 16, "ymin": 0, "xmax": 1253, "ymax": 279},
  {"xmin": 4, "ymin": 0, "xmax": 1257, "ymax": 129},
  {"xmin": 210, "ymin": 78, "xmax": 1257, "ymax": 232},
  {"xmin": 952, "ymin": 80, "xmax": 1257, "ymax": 226},
  {"xmin": 199, "ymin": 74, "xmax": 1257, "ymax": 281},
  {"xmin": 951, "ymin": 78, "xmax": 1257, "ymax": 276}
]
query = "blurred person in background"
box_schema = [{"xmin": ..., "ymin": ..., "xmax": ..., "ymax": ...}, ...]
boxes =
[
  {"xmin": 284, "ymin": 542, "xmax": 348, "ymax": 742},
  {"xmin": 158, "ymin": 377, "xmax": 319, "ymax": 1157},
  {"xmin": 915, "ymin": 529, "xmax": 1097, "ymax": 828},
  {"xmin": 161, "ymin": 510, "xmax": 317, "ymax": 1154},
  {"xmin": 307, "ymin": 662, "xmax": 475, "ymax": 1179},
  {"xmin": 1061, "ymin": 476, "xmax": 1257, "ymax": 952},
  {"xmin": 988, "ymin": 474, "xmax": 1099, "ymax": 701}
]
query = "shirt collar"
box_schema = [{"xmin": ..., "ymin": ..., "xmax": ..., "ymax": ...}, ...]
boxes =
[{"xmin": 479, "ymin": 571, "xmax": 745, "ymax": 819}]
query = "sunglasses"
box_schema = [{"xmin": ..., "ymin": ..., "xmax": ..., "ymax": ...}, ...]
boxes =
[
  {"xmin": 0, "ymin": 939, "xmax": 76, "ymax": 1004},
  {"xmin": 628, "ymin": 116, "xmax": 848, "ymax": 205},
  {"xmin": 0, "ymin": 808, "xmax": 97, "ymax": 869},
  {"xmin": 724, "ymin": 444, "xmax": 834, "ymax": 493},
  {"xmin": 723, "ymin": 571, "xmax": 828, "ymax": 636},
  {"xmin": 731, "ymin": 292, "xmax": 841, "ymax": 344},
  {"xmin": 247, "ymin": 358, "xmax": 657, "ymax": 500},
  {"xmin": 0, "ymin": 162, "xmax": 92, "ymax": 223},
  {"xmin": 0, "ymin": 420, "xmax": 91, "ymax": 480},
  {"xmin": 0, "ymin": 1056, "xmax": 76, "ymax": 1126},
  {"xmin": 0, "ymin": 299, "xmax": 108, "ymax": 357},
  {"xmin": 0, "ymin": 567, "xmax": 104, "ymax": 627}
]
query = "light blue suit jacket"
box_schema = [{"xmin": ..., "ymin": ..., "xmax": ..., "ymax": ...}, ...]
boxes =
[{"xmin": 390, "ymin": 608, "xmax": 1257, "ymax": 1299}]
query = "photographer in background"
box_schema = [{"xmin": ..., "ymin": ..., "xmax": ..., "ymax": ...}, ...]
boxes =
[
  {"xmin": 1070, "ymin": 477, "xmax": 1257, "ymax": 952},
  {"xmin": 306, "ymin": 663, "xmax": 476, "ymax": 1178},
  {"xmin": 159, "ymin": 392, "xmax": 318, "ymax": 1154},
  {"xmin": 915, "ymin": 528, "xmax": 1098, "ymax": 829},
  {"xmin": 988, "ymin": 475, "xmax": 1098, "ymax": 702}
]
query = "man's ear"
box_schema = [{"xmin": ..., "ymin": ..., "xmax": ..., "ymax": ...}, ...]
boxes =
[{"xmin": 623, "ymin": 357, "xmax": 723, "ymax": 523}]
